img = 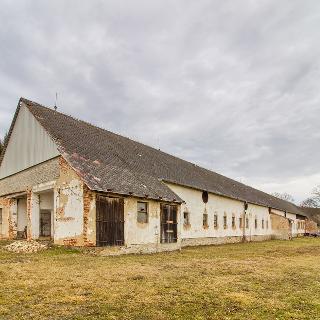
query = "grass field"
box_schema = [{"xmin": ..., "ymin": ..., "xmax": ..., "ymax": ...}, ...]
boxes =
[{"xmin": 0, "ymin": 238, "xmax": 320, "ymax": 320}]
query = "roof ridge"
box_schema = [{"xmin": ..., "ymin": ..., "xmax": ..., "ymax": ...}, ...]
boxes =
[{"xmin": 12, "ymin": 98, "xmax": 303, "ymax": 213}]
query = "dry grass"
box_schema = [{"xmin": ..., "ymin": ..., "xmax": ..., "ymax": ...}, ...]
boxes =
[{"xmin": 0, "ymin": 238, "xmax": 320, "ymax": 319}]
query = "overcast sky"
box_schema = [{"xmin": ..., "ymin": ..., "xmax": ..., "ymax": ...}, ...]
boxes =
[{"xmin": 0, "ymin": 0, "xmax": 319, "ymax": 203}]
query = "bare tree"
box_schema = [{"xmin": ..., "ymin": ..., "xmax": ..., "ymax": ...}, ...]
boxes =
[
  {"xmin": 300, "ymin": 185, "xmax": 320, "ymax": 208},
  {"xmin": 271, "ymin": 192, "xmax": 295, "ymax": 203}
]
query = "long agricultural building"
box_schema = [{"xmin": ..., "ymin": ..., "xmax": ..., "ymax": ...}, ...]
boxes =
[{"xmin": 0, "ymin": 98, "xmax": 318, "ymax": 253}]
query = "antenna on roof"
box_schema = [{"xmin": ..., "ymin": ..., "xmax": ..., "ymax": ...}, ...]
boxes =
[{"xmin": 54, "ymin": 92, "xmax": 58, "ymax": 111}]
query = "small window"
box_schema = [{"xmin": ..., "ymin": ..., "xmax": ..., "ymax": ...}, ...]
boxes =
[
  {"xmin": 202, "ymin": 191, "xmax": 208, "ymax": 203},
  {"xmin": 239, "ymin": 217, "xmax": 243, "ymax": 229},
  {"xmin": 246, "ymin": 217, "xmax": 249, "ymax": 229},
  {"xmin": 183, "ymin": 211, "xmax": 190, "ymax": 226},
  {"xmin": 137, "ymin": 202, "xmax": 148, "ymax": 223},
  {"xmin": 232, "ymin": 215, "xmax": 236, "ymax": 228},
  {"xmin": 203, "ymin": 213, "xmax": 208, "ymax": 228},
  {"xmin": 255, "ymin": 218, "xmax": 258, "ymax": 229},
  {"xmin": 214, "ymin": 214, "xmax": 218, "ymax": 229},
  {"xmin": 0, "ymin": 208, "xmax": 2, "ymax": 224},
  {"xmin": 266, "ymin": 220, "xmax": 269, "ymax": 229},
  {"xmin": 262, "ymin": 219, "xmax": 264, "ymax": 229},
  {"xmin": 223, "ymin": 214, "xmax": 227, "ymax": 229}
]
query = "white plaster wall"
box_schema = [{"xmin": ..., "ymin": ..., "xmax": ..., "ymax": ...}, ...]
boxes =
[
  {"xmin": 165, "ymin": 183, "xmax": 271, "ymax": 240},
  {"xmin": 54, "ymin": 179, "xmax": 84, "ymax": 241},
  {"xmin": 39, "ymin": 192, "xmax": 54, "ymax": 210},
  {"xmin": 0, "ymin": 105, "xmax": 59, "ymax": 179},
  {"xmin": 124, "ymin": 197, "xmax": 181, "ymax": 246},
  {"xmin": 246, "ymin": 203, "xmax": 271, "ymax": 240},
  {"xmin": 17, "ymin": 198, "xmax": 27, "ymax": 232}
]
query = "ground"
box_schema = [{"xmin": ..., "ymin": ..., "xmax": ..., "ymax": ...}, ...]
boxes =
[{"xmin": 0, "ymin": 239, "xmax": 320, "ymax": 320}]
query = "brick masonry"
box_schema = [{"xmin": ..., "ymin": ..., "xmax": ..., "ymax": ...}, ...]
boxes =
[
  {"xmin": 270, "ymin": 212, "xmax": 290, "ymax": 240},
  {"xmin": 305, "ymin": 218, "xmax": 318, "ymax": 233}
]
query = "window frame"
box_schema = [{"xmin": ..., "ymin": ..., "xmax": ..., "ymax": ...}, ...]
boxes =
[
  {"xmin": 245, "ymin": 217, "xmax": 249, "ymax": 229},
  {"xmin": 183, "ymin": 211, "xmax": 190, "ymax": 226},
  {"xmin": 137, "ymin": 201, "xmax": 149, "ymax": 224},
  {"xmin": 239, "ymin": 217, "xmax": 243, "ymax": 229},
  {"xmin": 232, "ymin": 215, "xmax": 236, "ymax": 229},
  {"xmin": 203, "ymin": 213, "xmax": 209, "ymax": 228},
  {"xmin": 214, "ymin": 213, "xmax": 218, "ymax": 229},
  {"xmin": 223, "ymin": 214, "xmax": 227, "ymax": 229}
]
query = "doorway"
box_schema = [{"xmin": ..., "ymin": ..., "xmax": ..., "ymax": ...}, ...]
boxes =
[
  {"xmin": 96, "ymin": 195, "xmax": 124, "ymax": 246},
  {"xmin": 39, "ymin": 210, "xmax": 51, "ymax": 237},
  {"xmin": 160, "ymin": 204, "xmax": 178, "ymax": 243}
]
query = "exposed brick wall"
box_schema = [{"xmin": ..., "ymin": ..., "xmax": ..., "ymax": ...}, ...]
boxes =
[
  {"xmin": 270, "ymin": 212, "xmax": 290, "ymax": 240},
  {"xmin": 83, "ymin": 185, "xmax": 96, "ymax": 246},
  {"xmin": 305, "ymin": 218, "xmax": 318, "ymax": 233},
  {"xmin": 0, "ymin": 158, "xmax": 59, "ymax": 197}
]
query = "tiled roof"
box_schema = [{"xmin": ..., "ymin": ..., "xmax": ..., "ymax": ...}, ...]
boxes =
[{"xmin": 18, "ymin": 97, "xmax": 304, "ymax": 213}]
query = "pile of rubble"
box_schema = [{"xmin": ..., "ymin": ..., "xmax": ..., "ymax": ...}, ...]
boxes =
[{"xmin": 4, "ymin": 240, "xmax": 49, "ymax": 253}]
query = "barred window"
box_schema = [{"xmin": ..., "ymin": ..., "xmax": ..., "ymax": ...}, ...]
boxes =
[
  {"xmin": 262, "ymin": 219, "xmax": 265, "ymax": 229},
  {"xmin": 183, "ymin": 211, "xmax": 190, "ymax": 226},
  {"xmin": 239, "ymin": 217, "xmax": 243, "ymax": 229},
  {"xmin": 232, "ymin": 215, "xmax": 236, "ymax": 228},
  {"xmin": 137, "ymin": 202, "xmax": 148, "ymax": 223},
  {"xmin": 223, "ymin": 214, "xmax": 227, "ymax": 229},
  {"xmin": 203, "ymin": 213, "xmax": 208, "ymax": 228},
  {"xmin": 255, "ymin": 218, "xmax": 258, "ymax": 229},
  {"xmin": 246, "ymin": 217, "xmax": 249, "ymax": 229},
  {"xmin": 214, "ymin": 214, "xmax": 218, "ymax": 229}
]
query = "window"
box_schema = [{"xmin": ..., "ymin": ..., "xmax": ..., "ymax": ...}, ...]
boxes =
[
  {"xmin": 262, "ymin": 219, "xmax": 264, "ymax": 229},
  {"xmin": 266, "ymin": 220, "xmax": 269, "ymax": 229},
  {"xmin": 203, "ymin": 213, "xmax": 208, "ymax": 228},
  {"xmin": 214, "ymin": 214, "xmax": 218, "ymax": 229},
  {"xmin": 255, "ymin": 217, "xmax": 258, "ymax": 229},
  {"xmin": 137, "ymin": 202, "xmax": 148, "ymax": 223},
  {"xmin": 183, "ymin": 211, "xmax": 190, "ymax": 226},
  {"xmin": 232, "ymin": 215, "xmax": 236, "ymax": 228},
  {"xmin": 223, "ymin": 214, "xmax": 227, "ymax": 229},
  {"xmin": 239, "ymin": 217, "xmax": 243, "ymax": 229},
  {"xmin": 246, "ymin": 217, "xmax": 249, "ymax": 229},
  {"xmin": 0, "ymin": 208, "xmax": 2, "ymax": 224}
]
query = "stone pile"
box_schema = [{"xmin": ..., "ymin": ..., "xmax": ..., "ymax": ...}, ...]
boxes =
[{"xmin": 4, "ymin": 240, "xmax": 48, "ymax": 253}]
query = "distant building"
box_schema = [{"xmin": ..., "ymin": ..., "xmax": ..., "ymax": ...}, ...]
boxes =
[{"xmin": 0, "ymin": 98, "xmax": 313, "ymax": 252}]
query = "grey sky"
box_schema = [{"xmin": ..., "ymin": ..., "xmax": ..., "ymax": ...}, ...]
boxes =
[{"xmin": 0, "ymin": 0, "xmax": 319, "ymax": 203}]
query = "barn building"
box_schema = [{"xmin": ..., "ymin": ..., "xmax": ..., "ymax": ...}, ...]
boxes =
[{"xmin": 0, "ymin": 98, "xmax": 315, "ymax": 253}]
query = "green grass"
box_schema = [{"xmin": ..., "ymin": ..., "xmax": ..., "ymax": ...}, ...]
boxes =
[{"xmin": 0, "ymin": 238, "xmax": 320, "ymax": 319}]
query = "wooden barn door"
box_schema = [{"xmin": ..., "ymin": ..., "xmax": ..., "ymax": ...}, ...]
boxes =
[
  {"xmin": 160, "ymin": 204, "xmax": 178, "ymax": 243},
  {"xmin": 96, "ymin": 196, "xmax": 124, "ymax": 246}
]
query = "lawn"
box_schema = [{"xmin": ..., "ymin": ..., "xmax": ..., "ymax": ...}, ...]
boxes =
[{"xmin": 0, "ymin": 238, "xmax": 320, "ymax": 320}]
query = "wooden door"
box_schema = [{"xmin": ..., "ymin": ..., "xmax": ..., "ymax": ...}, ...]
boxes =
[
  {"xmin": 160, "ymin": 204, "xmax": 178, "ymax": 243},
  {"xmin": 96, "ymin": 196, "xmax": 124, "ymax": 246}
]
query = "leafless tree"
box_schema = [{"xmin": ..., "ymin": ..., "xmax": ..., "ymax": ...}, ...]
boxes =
[
  {"xmin": 271, "ymin": 192, "xmax": 295, "ymax": 203},
  {"xmin": 300, "ymin": 185, "xmax": 320, "ymax": 208}
]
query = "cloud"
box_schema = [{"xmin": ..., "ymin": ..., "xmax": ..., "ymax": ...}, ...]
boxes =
[{"xmin": 0, "ymin": 0, "xmax": 319, "ymax": 202}]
